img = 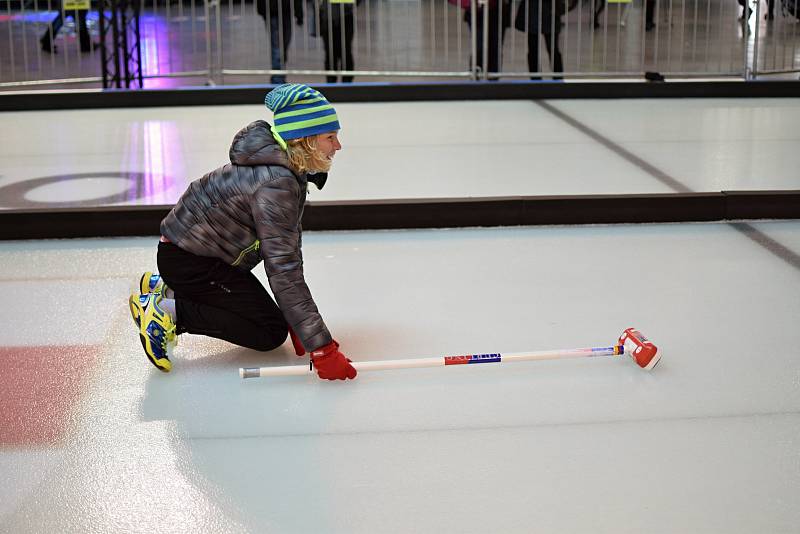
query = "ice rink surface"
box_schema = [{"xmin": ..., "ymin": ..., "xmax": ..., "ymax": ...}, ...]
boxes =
[
  {"xmin": 1, "ymin": 98, "xmax": 799, "ymax": 209},
  {"xmin": 1, "ymin": 97, "xmax": 799, "ymax": 533}
]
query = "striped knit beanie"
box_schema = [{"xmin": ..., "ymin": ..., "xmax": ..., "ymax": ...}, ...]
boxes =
[{"xmin": 264, "ymin": 83, "xmax": 340, "ymax": 149}]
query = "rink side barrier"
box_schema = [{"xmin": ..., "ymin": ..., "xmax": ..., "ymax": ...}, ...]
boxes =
[
  {"xmin": 1, "ymin": 190, "xmax": 798, "ymax": 240},
  {"xmin": 1, "ymin": 80, "xmax": 799, "ymax": 111}
]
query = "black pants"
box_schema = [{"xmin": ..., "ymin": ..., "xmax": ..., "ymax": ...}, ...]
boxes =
[
  {"xmin": 593, "ymin": 0, "xmax": 605, "ymax": 27},
  {"xmin": 740, "ymin": 0, "xmax": 775, "ymax": 17},
  {"xmin": 527, "ymin": 30, "xmax": 563, "ymax": 78},
  {"xmin": 645, "ymin": 0, "xmax": 656, "ymax": 28},
  {"xmin": 466, "ymin": 6, "xmax": 509, "ymax": 78},
  {"xmin": 515, "ymin": 2, "xmax": 561, "ymax": 78},
  {"xmin": 268, "ymin": 13, "xmax": 293, "ymax": 84},
  {"xmin": 157, "ymin": 241, "xmax": 288, "ymax": 352},
  {"xmin": 320, "ymin": 8, "xmax": 355, "ymax": 83}
]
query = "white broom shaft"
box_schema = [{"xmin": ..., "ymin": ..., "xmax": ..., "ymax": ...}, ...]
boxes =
[{"xmin": 240, "ymin": 345, "xmax": 624, "ymax": 378}]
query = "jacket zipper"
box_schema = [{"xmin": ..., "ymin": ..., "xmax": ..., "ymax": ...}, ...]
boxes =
[{"xmin": 232, "ymin": 239, "xmax": 260, "ymax": 266}]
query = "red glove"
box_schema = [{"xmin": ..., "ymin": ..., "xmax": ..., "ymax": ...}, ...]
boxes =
[
  {"xmin": 311, "ymin": 341, "xmax": 357, "ymax": 380},
  {"xmin": 288, "ymin": 327, "xmax": 305, "ymax": 356}
]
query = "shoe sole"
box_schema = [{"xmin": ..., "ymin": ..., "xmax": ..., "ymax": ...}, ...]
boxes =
[
  {"xmin": 138, "ymin": 333, "xmax": 172, "ymax": 372},
  {"xmin": 128, "ymin": 294, "xmax": 142, "ymax": 328}
]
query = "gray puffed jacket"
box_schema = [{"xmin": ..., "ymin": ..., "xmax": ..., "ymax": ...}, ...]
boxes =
[{"xmin": 160, "ymin": 120, "xmax": 332, "ymax": 351}]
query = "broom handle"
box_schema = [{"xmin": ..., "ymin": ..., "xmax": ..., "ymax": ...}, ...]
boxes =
[{"xmin": 240, "ymin": 345, "xmax": 625, "ymax": 379}]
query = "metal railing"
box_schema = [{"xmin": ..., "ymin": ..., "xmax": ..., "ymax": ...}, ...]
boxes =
[{"xmin": 1, "ymin": 0, "xmax": 798, "ymax": 89}]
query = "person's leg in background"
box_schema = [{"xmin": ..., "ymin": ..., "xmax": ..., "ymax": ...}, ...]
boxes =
[
  {"xmin": 320, "ymin": 23, "xmax": 338, "ymax": 81},
  {"xmin": 470, "ymin": 6, "xmax": 489, "ymax": 77},
  {"xmin": 40, "ymin": 8, "xmax": 64, "ymax": 53},
  {"xmin": 320, "ymin": 10, "xmax": 339, "ymax": 82},
  {"xmin": 40, "ymin": 8, "xmax": 90, "ymax": 53},
  {"xmin": 526, "ymin": 21, "xmax": 542, "ymax": 79},
  {"xmin": 341, "ymin": 7, "xmax": 355, "ymax": 82},
  {"xmin": 486, "ymin": 4, "xmax": 508, "ymax": 79},
  {"xmin": 77, "ymin": 9, "xmax": 91, "ymax": 52},
  {"xmin": 542, "ymin": 29, "xmax": 563, "ymax": 79},
  {"xmin": 307, "ymin": 0, "xmax": 317, "ymax": 34},
  {"xmin": 329, "ymin": 15, "xmax": 345, "ymax": 82},
  {"xmin": 737, "ymin": 0, "xmax": 747, "ymax": 20},
  {"xmin": 593, "ymin": 0, "xmax": 606, "ymax": 28},
  {"xmin": 281, "ymin": 11, "xmax": 293, "ymax": 76},
  {"xmin": 645, "ymin": 0, "xmax": 656, "ymax": 31},
  {"xmin": 269, "ymin": 14, "xmax": 289, "ymax": 84}
]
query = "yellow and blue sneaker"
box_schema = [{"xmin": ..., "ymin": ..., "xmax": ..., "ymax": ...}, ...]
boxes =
[
  {"xmin": 139, "ymin": 271, "xmax": 164, "ymax": 295},
  {"xmin": 128, "ymin": 292, "xmax": 177, "ymax": 372}
]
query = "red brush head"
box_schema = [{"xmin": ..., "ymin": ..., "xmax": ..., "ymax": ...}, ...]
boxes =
[{"xmin": 618, "ymin": 328, "xmax": 661, "ymax": 370}]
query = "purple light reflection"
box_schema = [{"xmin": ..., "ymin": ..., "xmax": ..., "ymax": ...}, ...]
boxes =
[
  {"xmin": 145, "ymin": 120, "xmax": 184, "ymax": 205},
  {"xmin": 143, "ymin": 120, "xmax": 164, "ymax": 201},
  {"xmin": 123, "ymin": 119, "xmax": 184, "ymax": 205},
  {"xmin": 138, "ymin": 14, "xmax": 175, "ymax": 89}
]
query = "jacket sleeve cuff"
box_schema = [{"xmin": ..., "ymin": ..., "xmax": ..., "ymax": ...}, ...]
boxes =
[{"xmin": 304, "ymin": 331, "xmax": 334, "ymax": 353}]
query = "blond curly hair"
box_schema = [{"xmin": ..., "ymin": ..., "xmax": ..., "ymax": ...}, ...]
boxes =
[{"xmin": 285, "ymin": 135, "xmax": 332, "ymax": 175}]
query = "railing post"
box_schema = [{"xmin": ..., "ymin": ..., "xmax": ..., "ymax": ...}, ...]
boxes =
[
  {"xmin": 204, "ymin": 0, "xmax": 216, "ymax": 85},
  {"xmin": 470, "ymin": 0, "xmax": 478, "ymax": 80},
  {"xmin": 480, "ymin": 0, "xmax": 488, "ymax": 80},
  {"xmin": 750, "ymin": 0, "xmax": 761, "ymax": 79},
  {"xmin": 215, "ymin": 0, "xmax": 224, "ymax": 84},
  {"xmin": 742, "ymin": 0, "xmax": 751, "ymax": 79}
]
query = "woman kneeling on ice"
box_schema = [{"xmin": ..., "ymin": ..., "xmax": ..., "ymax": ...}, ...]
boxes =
[{"xmin": 129, "ymin": 83, "xmax": 357, "ymax": 381}]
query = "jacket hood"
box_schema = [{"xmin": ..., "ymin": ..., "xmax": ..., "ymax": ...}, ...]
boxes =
[{"xmin": 229, "ymin": 120, "xmax": 292, "ymax": 168}]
